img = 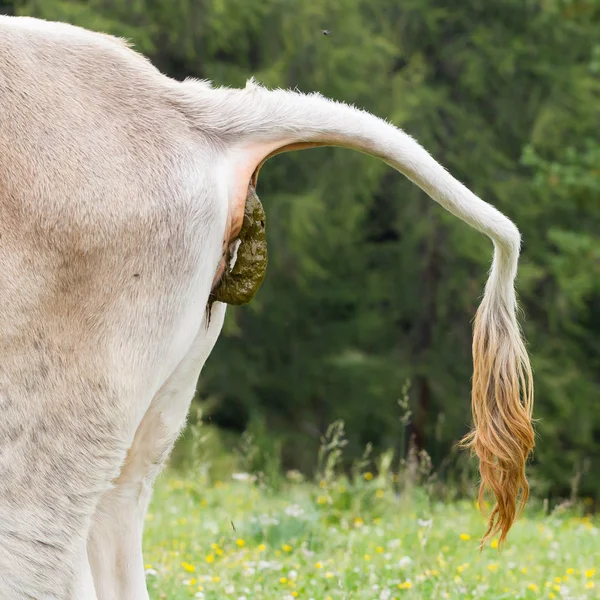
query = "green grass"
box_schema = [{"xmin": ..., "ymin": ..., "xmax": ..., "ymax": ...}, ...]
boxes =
[{"xmin": 144, "ymin": 472, "xmax": 599, "ymax": 599}]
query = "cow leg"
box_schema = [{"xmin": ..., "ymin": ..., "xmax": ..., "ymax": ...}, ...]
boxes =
[
  {"xmin": 88, "ymin": 303, "xmax": 227, "ymax": 600},
  {"xmin": 0, "ymin": 366, "xmax": 135, "ymax": 599},
  {"xmin": 71, "ymin": 541, "xmax": 98, "ymax": 600}
]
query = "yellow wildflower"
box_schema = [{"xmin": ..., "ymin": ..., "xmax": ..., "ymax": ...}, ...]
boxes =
[
  {"xmin": 585, "ymin": 568, "xmax": 596, "ymax": 578},
  {"xmin": 460, "ymin": 533, "xmax": 471, "ymax": 541},
  {"xmin": 364, "ymin": 472, "xmax": 374, "ymax": 481},
  {"xmin": 315, "ymin": 562, "xmax": 323, "ymax": 569},
  {"xmin": 182, "ymin": 562, "xmax": 195, "ymax": 573},
  {"xmin": 205, "ymin": 555, "xmax": 214, "ymax": 564},
  {"xmin": 236, "ymin": 539, "xmax": 245, "ymax": 548}
]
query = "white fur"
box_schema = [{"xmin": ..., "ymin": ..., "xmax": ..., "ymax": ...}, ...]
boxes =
[{"xmin": 0, "ymin": 15, "xmax": 526, "ymax": 599}]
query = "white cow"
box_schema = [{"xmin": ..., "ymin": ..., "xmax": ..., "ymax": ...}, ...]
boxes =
[{"xmin": 0, "ymin": 16, "xmax": 534, "ymax": 599}]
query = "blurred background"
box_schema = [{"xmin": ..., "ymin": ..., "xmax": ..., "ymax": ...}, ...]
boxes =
[{"xmin": 3, "ymin": 0, "xmax": 599, "ymax": 504}]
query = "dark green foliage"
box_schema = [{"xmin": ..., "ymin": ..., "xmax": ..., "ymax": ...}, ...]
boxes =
[{"xmin": 15, "ymin": 0, "xmax": 600, "ymax": 500}]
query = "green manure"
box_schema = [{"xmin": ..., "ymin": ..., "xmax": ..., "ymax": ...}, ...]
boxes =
[{"xmin": 144, "ymin": 473, "xmax": 598, "ymax": 599}]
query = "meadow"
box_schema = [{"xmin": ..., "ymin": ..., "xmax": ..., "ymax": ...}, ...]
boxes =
[{"xmin": 144, "ymin": 441, "xmax": 599, "ymax": 600}]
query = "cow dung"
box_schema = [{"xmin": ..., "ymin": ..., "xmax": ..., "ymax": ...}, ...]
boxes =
[{"xmin": 209, "ymin": 184, "xmax": 268, "ymax": 307}]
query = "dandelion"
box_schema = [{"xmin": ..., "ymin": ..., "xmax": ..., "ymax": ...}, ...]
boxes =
[
  {"xmin": 236, "ymin": 539, "xmax": 245, "ymax": 548},
  {"xmin": 364, "ymin": 554, "xmax": 371, "ymax": 561},
  {"xmin": 282, "ymin": 544, "xmax": 292, "ymax": 552},
  {"xmin": 205, "ymin": 555, "xmax": 215, "ymax": 564},
  {"xmin": 182, "ymin": 562, "xmax": 196, "ymax": 573},
  {"xmin": 566, "ymin": 568, "xmax": 574, "ymax": 575},
  {"xmin": 397, "ymin": 581, "xmax": 412, "ymax": 589},
  {"xmin": 258, "ymin": 544, "xmax": 266, "ymax": 552},
  {"xmin": 586, "ymin": 581, "xmax": 595, "ymax": 589},
  {"xmin": 527, "ymin": 584, "xmax": 539, "ymax": 593},
  {"xmin": 460, "ymin": 533, "xmax": 471, "ymax": 541},
  {"xmin": 585, "ymin": 569, "xmax": 596, "ymax": 578},
  {"xmin": 376, "ymin": 546, "xmax": 384, "ymax": 553},
  {"xmin": 280, "ymin": 577, "xmax": 288, "ymax": 584},
  {"xmin": 490, "ymin": 539, "xmax": 498, "ymax": 549},
  {"xmin": 364, "ymin": 472, "xmax": 374, "ymax": 481},
  {"xmin": 315, "ymin": 562, "xmax": 323, "ymax": 569},
  {"xmin": 212, "ymin": 576, "xmax": 221, "ymax": 583}
]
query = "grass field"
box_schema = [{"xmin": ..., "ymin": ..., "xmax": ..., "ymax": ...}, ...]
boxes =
[{"xmin": 143, "ymin": 471, "xmax": 599, "ymax": 599}]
